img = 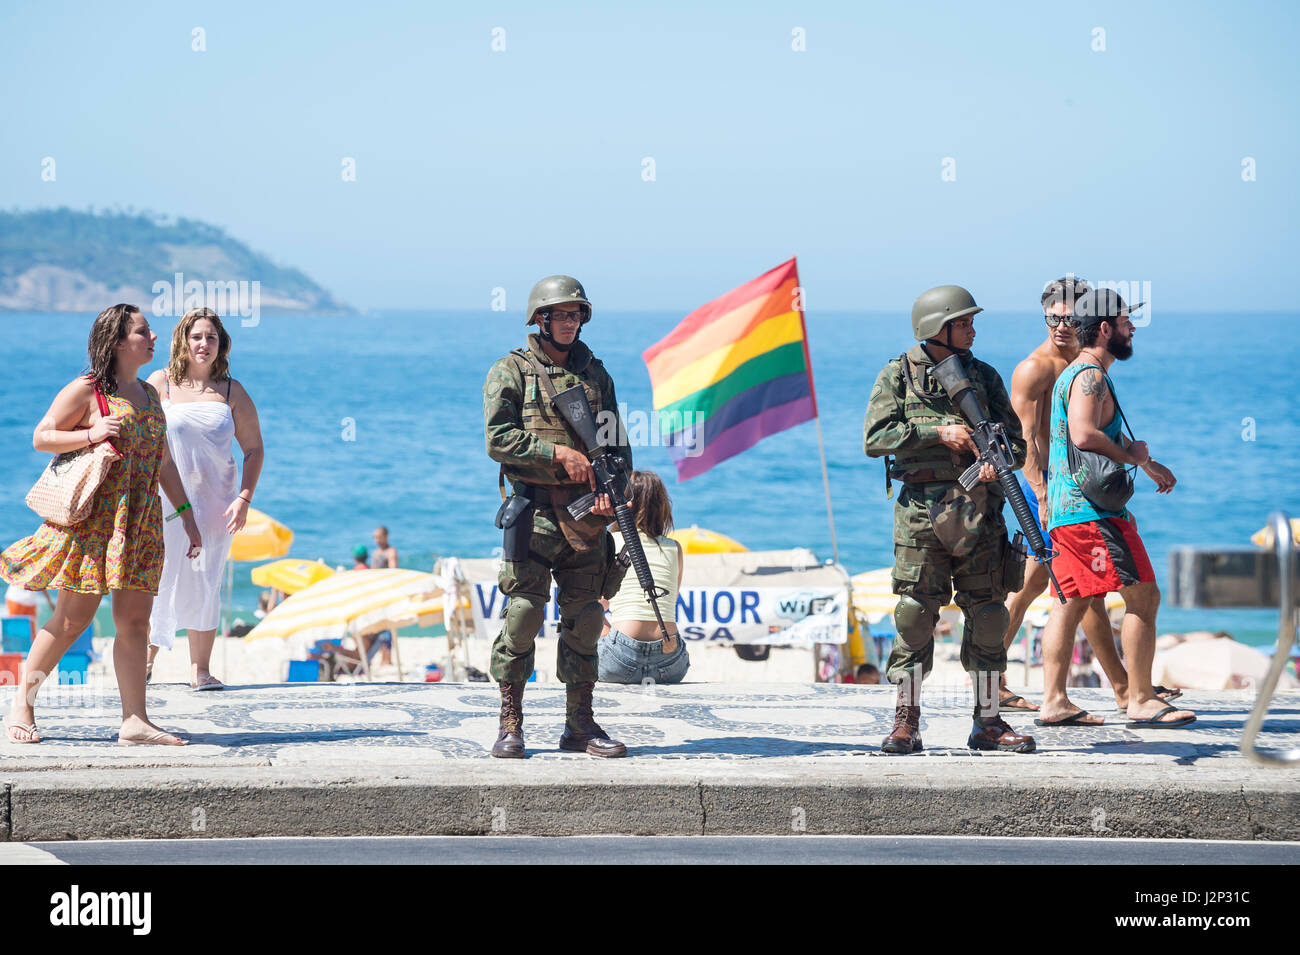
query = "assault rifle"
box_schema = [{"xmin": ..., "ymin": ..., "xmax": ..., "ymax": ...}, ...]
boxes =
[
  {"xmin": 931, "ymin": 354, "xmax": 1066, "ymax": 604},
  {"xmin": 551, "ymin": 384, "xmax": 678, "ymax": 651}
]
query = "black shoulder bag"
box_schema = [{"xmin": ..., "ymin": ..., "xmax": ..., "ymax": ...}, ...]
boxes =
[{"xmin": 1065, "ymin": 368, "xmax": 1137, "ymax": 513}]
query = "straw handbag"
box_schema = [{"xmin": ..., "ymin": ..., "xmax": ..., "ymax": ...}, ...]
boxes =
[{"xmin": 25, "ymin": 383, "xmax": 125, "ymax": 526}]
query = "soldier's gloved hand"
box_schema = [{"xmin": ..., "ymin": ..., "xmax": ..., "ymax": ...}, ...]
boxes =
[
  {"xmin": 978, "ymin": 463, "xmax": 997, "ymax": 482},
  {"xmin": 937, "ymin": 424, "xmax": 978, "ymax": 455},
  {"xmin": 554, "ymin": 445, "xmax": 595, "ymax": 488}
]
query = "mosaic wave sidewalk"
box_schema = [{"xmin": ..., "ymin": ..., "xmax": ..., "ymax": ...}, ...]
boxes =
[{"xmin": 2, "ymin": 683, "xmax": 1297, "ymax": 841}]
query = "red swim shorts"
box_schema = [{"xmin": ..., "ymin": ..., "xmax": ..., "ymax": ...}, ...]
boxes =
[{"xmin": 1048, "ymin": 517, "xmax": 1155, "ymax": 599}]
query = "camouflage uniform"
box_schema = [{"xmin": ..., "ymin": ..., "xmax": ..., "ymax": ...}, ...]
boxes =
[
  {"xmin": 483, "ymin": 332, "xmax": 632, "ymax": 685},
  {"xmin": 864, "ymin": 343, "xmax": 1026, "ymax": 685}
]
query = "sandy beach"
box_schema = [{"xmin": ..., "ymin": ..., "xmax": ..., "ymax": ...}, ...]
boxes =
[{"xmin": 123, "ymin": 632, "xmax": 999, "ymax": 689}]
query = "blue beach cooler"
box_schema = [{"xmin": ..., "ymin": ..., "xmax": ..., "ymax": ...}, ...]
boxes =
[
  {"xmin": 57, "ymin": 652, "xmax": 91, "ymax": 684},
  {"xmin": 287, "ymin": 659, "xmax": 320, "ymax": 682}
]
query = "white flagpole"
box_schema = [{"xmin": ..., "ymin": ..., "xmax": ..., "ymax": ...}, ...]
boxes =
[
  {"xmin": 793, "ymin": 261, "xmax": 839, "ymax": 566},
  {"xmin": 812, "ymin": 414, "xmax": 839, "ymax": 565}
]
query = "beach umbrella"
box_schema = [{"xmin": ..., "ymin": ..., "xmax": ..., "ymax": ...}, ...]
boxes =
[
  {"xmin": 245, "ymin": 568, "xmax": 439, "ymax": 645},
  {"xmin": 1251, "ymin": 518, "xmax": 1300, "ymax": 549},
  {"xmin": 215, "ymin": 508, "xmax": 295, "ymax": 674},
  {"xmin": 410, "ymin": 593, "xmax": 473, "ymax": 628},
  {"xmin": 250, "ymin": 558, "xmax": 334, "ymax": 595},
  {"xmin": 229, "ymin": 507, "xmax": 294, "ymax": 562},
  {"xmin": 1152, "ymin": 637, "xmax": 1300, "ymax": 691},
  {"xmin": 669, "ymin": 526, "xmax": 748, "ymax": 554},
  {"xmin": 245, "ymin": 567, "xmax": 440, "ymax": 682}
]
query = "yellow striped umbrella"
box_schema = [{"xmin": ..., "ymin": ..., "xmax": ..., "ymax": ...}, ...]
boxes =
[
  {"xmin": 244, "ymin": 568, "xmax": 439, "ymax": 644},
  {"xmin": 411, "ymin": 593, "xmax": 472, "ymax": 628},
  {"xmin": 250, "ymin": 558, "xmax": 335, "ymax": 595}
]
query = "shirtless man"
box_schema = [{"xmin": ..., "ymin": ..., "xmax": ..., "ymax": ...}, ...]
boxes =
[
  {"xmin": 371, "ymin": 526, "xmax": 399, "ymax": 569},
  {"xmin": 998, "ymin": 277, "xmax": 1179, "ymax": 720}
]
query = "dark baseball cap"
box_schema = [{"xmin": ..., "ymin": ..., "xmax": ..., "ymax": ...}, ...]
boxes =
[{"xmin": 1073, "ymin": 288, "xmax": 1146, "ymax": 328}]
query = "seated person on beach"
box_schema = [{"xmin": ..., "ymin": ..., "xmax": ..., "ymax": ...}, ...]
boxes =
[
  {"xmin": 597, "ymin": 471, "xmax": 689, "ymax": 685},
  {"xmin": 854, "ymin": 663, "xmax": 882, "ymax": 685},
  {"xmin": 307, "ymin": 630, "xmax": 391, "ymax": 671}
]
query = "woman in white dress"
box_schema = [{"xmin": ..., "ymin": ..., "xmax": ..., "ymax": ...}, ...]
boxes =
[{"xmin": 145, "ymin": 308, "xmax": 264, "ymax": 689}]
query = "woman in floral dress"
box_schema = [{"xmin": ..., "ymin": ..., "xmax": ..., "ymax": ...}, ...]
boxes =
[{"xmin": 1, "ymin": 304, "xmax": 202, "ymax": 745}]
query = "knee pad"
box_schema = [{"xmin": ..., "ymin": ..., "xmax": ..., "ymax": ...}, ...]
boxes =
[
  {"xmin": 502, "ymin": 595, "xmax": 546, "ymax": 650},
  {"xmin": 970, "ymin": 602, "xmax": 1010, "ymax": 651},
  {"xmin": 560, "ymin": 598, "xmax": 605, "ymax": 644},
  {"xmin": 894, "ymin": 595, "xmax": 937, "ymax": 651}
]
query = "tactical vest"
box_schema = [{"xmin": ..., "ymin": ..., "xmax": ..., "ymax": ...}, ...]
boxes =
[
  {"xmin": 889, "ymin": 348, "xmax": 999, "ymax": 486},
  {"xmin": 503, "ymin": 344, "xmax": 608, "ymax": 488}
]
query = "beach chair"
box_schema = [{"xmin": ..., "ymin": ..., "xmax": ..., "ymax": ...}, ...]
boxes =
[{"xmin": 333, "ymin": 630, "xmax": 392, "ymax": 681}]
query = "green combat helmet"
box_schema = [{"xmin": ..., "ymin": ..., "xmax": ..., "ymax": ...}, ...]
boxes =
[
  {"xmin": 911, "ymin": 285, "xmax": 983, "ymax": 341},
  {"xmin": 526, "ymin": 275, "xmax": 593, "ymax": 326}
]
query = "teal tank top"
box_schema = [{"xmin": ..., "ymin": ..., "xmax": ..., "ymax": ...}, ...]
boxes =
[{"xmin": 1047, "ymin": 363, "xmax": 1128, "ymax": 530}]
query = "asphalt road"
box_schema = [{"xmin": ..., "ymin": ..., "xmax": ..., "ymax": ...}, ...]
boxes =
[{"xmin": 4, "ymin": 835, "xmax": 1298, "ymax": 865}]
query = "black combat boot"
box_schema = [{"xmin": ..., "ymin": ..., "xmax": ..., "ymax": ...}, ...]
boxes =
[
  {"xmin": 558, "ymin": 681, "xmax": 627, "ymax": 757},
  {"xmin": 491, "ymin": 682, "xmax": 526, "ymax": 758}
]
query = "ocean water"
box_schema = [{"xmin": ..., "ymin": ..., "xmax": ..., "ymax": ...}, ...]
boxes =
[{"xmin": 1, "ymin": 309, "xmax": 1296, "ymax": 646}]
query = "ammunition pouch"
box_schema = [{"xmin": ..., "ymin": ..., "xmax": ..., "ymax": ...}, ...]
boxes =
[
  {"xmin": 1001, "ymin": 532, "xmax": 1027, "ymax": 596},
  {"xmin": 495, "ymin": 494, "xmax": 534, "ymax": 562},
  {"xmin": 600, "ymin": 536, "xmax": 631, "ymax": 600}
]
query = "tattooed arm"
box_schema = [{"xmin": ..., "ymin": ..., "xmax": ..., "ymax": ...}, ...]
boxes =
[{"xmin": 1066, "ymin": 366, "xmax": 1147, "ymax": 465}]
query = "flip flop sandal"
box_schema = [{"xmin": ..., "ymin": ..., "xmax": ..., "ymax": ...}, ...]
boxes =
[
  {"xmin": 190, "ymin": 676, "xmax": 226, "ymax": 691},
  {"xmin": 4, "ymin": 719, "xmax": 41, "ymax": 744},
  {"xmin": 1126, "ymin": 704, "xmax": 1196, "ymax": 729},
  {"xmin": 1034, "ymin": 710, "xmax": 1105, "ymax": 727},
  {"xmin": 118, "ymin": 730, "xmax": 188, "ymax": 746},
  {"xmin": 999, "ymin": 694, "xmax": 1039, "ymax": 712},
  {"xmin": 1115, "ymin": 686, "xmax": 1185, "ymax": 711}
]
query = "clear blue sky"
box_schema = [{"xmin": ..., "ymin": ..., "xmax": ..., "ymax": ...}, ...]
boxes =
[{"xmin": 2, "ymin": 0, "xmax": 1296, "ymax": 312}]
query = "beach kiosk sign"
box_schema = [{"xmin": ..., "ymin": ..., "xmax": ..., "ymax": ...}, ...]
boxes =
[{"xmin": 458, "ymin": 550, "xmax": 850, "ymax": 645}]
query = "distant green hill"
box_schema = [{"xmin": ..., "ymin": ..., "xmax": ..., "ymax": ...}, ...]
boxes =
[{"xmin": 0, "ymin": 208, "xmax": 349, "ymax": 313}]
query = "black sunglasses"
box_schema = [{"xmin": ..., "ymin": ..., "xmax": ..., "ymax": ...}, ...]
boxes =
[{"xmin": 1044, "ymin": 314, "xmax": 1081, "ymax": 329}]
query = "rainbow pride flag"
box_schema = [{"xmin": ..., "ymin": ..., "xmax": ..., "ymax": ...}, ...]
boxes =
[{"xmin": 643, "ymin": 258, "xmax": 818, "ymax": 481}]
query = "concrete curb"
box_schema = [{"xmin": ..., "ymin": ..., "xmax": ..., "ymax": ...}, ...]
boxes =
[
  {"xmin": 6, "ymin": 763, "xmax": 1297, "ymax": 842},
  {"xmin": 4, "ymin": 683, "xmax": 1297, "ymax": 841}
]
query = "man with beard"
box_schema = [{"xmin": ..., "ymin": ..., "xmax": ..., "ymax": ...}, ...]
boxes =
[
  {"xmin": 1037, "ymin": 288, "xmax": 1196, "ymax": 728},
  {"xmin": 999, "ymin": 278, "xmax": 1182, "ymax": 720}
]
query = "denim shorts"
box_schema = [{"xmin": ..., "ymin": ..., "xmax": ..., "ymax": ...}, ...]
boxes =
[{"xmin": 597, "ymin": 628, "xmax": 690, "ymax": 685}]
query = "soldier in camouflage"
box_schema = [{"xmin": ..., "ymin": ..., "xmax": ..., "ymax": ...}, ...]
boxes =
[
  {"xmin": 863, "ymin": 285, "xmax": 1037, "ymax": 754},
  {"xmin": 483, "ymin": 275, "xmax": 633, "ymax": 758}
]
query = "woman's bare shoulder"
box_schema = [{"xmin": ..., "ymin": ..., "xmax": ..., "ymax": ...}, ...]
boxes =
[
  {"xmin": 55, "ymin": 375, "xmax": 96, "ymax": 403},
  {"xmin": 227, "ymin": 378, "xmax": 255, "ymax": 405}
]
